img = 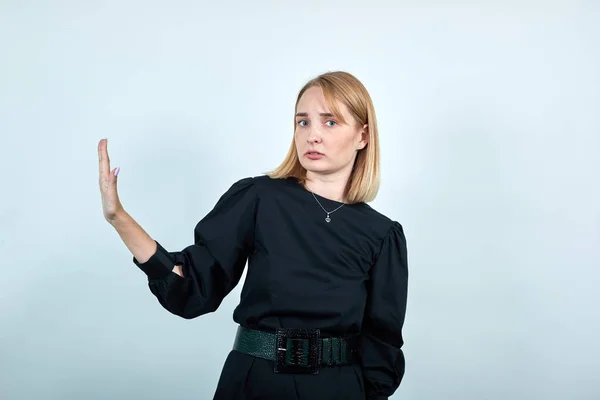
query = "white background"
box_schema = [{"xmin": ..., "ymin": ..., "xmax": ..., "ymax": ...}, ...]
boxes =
[{"xmin": 0, "ymin": 1, "xmax": 598, "ymax": 399}]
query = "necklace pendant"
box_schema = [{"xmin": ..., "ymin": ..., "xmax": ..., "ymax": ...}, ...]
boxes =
[{"xmin": 325, "ymin": 214, "xmax": 331, "ymax": 223}]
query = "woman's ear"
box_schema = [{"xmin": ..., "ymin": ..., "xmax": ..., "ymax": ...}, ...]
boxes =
[{"xmin": 357, "ymin": 124, "xmax": 369, "ymax": 150}]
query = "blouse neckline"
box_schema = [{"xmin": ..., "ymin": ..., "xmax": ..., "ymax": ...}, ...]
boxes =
[{"xmin": 290, "ymin": 177, "xmax": 366, "ymax": 208}]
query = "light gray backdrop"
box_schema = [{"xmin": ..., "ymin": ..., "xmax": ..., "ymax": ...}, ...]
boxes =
[{"xmin": 1, "ymin": 1, "xmax": 598, "ymax": 399}]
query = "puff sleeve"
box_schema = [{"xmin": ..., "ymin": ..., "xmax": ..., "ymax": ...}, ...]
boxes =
[
  {"xmin": 132, "ymin": 177, "xmax": 259, "ymax": 319},
  {"xmin": 360, "ymin": 221, "xmax": 409, "ymax": 399}
]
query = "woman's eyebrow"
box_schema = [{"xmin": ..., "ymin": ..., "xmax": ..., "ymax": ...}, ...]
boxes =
[{"xmin": 295, "ymin": 112, "xmax": 336, "ymax": 118}]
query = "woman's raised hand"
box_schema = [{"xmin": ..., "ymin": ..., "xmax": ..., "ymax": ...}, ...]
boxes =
[{"xmin": 98, "ymin": 138, "xmax": 124, "ymax": 224}]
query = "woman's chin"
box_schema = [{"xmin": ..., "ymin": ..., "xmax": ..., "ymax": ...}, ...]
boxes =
[{"xmin": 301, "ymin": 161, "xmax": 330, "ymax": 173}]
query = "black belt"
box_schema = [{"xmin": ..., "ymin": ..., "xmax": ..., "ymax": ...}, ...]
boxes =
[{"xmin": 232, "ymin": 325, "xmax": 360, "ymax": 374}]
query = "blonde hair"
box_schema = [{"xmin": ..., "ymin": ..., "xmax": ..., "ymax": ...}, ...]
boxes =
[{"xmin": 268, "ymin": 71, "xmax": 381, "ymax": 203}]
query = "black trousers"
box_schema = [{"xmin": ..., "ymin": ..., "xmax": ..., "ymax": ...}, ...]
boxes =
[{"xmin": 213, "ymin": 350, "xmax": 366, "ymax": 400}]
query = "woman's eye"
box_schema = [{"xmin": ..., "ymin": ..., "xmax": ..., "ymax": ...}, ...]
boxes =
[
  {"xmin": 297, "ymin": 120, "xmax": 308, "ymax": 126},
  {"xmin": 325, "ymin": 120, "xmax": 337, "ymax": 127}
]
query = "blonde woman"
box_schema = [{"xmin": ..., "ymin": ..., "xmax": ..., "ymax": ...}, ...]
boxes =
[{"xmin": 98, "ymin": 71, "xmax": 409, "ymax": 400}]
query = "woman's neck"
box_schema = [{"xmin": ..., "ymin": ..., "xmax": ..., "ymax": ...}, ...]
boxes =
[{"xmin": 304, "ymin": 171, "xmax": 350, "ymax": 203}]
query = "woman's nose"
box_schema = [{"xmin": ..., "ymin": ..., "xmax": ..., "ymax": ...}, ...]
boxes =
[{"xmin": 306, "ymin": 127, "xmax": 322, "ymax": 144}]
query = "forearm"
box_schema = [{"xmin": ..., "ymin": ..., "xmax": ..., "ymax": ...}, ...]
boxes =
[
  {"xmin": 110, "ymin": 210, "xmax": 156, "ymax": 262},
  {"xmin": 110, "ymin": 210, "xmax": 182, "ymax": 276}
]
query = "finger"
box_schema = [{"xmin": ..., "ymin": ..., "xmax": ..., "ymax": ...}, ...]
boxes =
[{"xmin": 98, "ymin": 138, "xmax": 110, "ymax": 177}]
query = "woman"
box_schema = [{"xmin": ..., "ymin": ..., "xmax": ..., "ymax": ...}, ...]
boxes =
[{"xmin": 98, "ymin": 71, "xmax": 408, "ymax": 400}]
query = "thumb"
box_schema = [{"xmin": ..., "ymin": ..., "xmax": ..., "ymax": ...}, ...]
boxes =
[{"xmin": 112, "ymin": 166, "xmax": 120, "ymax": 183}]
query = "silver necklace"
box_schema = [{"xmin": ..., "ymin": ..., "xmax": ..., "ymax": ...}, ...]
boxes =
[{"xmin": 310, "ymin": 191, "xmax": 345, "ymax": 223}]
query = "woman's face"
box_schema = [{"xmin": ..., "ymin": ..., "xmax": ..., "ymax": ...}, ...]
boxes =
[{"xmin": 294, "ymin": 86, "xmax": 368, "ymax": 178}]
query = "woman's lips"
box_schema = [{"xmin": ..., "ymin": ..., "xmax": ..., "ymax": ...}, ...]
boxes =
[{"xmin": 305, "ymin": 151, "xmax": 324, "ymax": 160}]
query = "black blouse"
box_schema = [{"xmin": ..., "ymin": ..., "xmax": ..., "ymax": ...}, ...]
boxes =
[{"xmin": 133, "ymin": 175, "xmax": 408, "ymax": 399}]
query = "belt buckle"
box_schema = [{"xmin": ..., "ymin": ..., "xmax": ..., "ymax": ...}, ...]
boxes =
[{"xmin": 274, "ymin": 328, "xmax": 320, "ymax": 374}]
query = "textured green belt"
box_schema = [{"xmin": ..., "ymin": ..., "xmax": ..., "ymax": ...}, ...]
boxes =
[{"xmin": 232, "ymin": 325, "xmax": 359, "ymax": 374}]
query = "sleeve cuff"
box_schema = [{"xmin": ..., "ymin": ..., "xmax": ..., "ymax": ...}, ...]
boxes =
[{"xmin": 133, "ymin": 241, "xmax": 177, "ymax": 279}]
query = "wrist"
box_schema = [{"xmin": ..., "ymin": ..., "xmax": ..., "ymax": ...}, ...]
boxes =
[{"xmin": 108, "ymin": 208, "xmax": 129, "ymax": 228}]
